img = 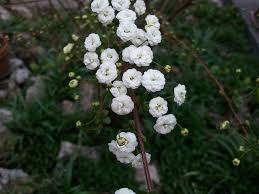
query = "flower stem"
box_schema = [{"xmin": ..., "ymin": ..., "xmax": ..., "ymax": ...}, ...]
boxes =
[{"xmin": 131, "ymin": 91, "xmax": 153, "ymax": 192}]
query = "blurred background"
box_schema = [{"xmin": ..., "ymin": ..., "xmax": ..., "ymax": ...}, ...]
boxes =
[{"xmin": 0, "ymin": 0, "xmax": 259, "ymax": 193}]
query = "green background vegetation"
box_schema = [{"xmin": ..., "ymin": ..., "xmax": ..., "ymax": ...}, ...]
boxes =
[{"xmin": 0, "ymin": 0, "xmax": 258, "ymax": 193}]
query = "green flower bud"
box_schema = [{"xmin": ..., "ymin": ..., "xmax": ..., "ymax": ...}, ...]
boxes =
[
  {"xmin": 164, "ymin": 65, "xmax": 172, "ymax": 73},
  {"xmin": 68, "ymin": 72, "xmax": 75, "ymax": 78},
  {"xmin": 181, "ymin": 128, "xmax": 189, "ymax": 136},
  {"xmin": 232, "ymin": 158, "xmax": 240, "ymax": 166},
  {"xmin": 220, "ymin": 120, "xmax": 230, "ymax": 130},
  {"xmin": 69, "ymin": 79, "xmax": 78, "ymax": 88},
  {"xmin": 75, "ymin": 121, "xmax": 82, "ymax": 128}
]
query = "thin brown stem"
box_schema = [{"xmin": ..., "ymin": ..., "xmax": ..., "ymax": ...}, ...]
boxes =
[
  {"xmin": 169, "ymin": 0, "xmax": 193, "ymax": 22},
  {"xmin": 131, "ymin": 91, "xmax": 153, "ymax": 192},
  {"xmin": 158, "ymin": 0, "xmax": 170, "ymax": 13},
  {"xmin": 160, "ymin": 22, "xmax": 248, "ymax": 136},
  {"xmin": 98, "ymin": 84, "xmax": 104, "ymax": 112}
]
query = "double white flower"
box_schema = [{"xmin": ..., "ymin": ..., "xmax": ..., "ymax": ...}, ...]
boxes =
[
  {"xmin": 174, "ymin": 84, "xmax": 187, "ymax": 106},
  {"xmin": 108, "ymin": 132, "xmax": 138, "ymax": 164},
  {"xmin": 130, "ymin": 45, "xmax": 153, "ymax": 67},
  {"xmin": 83, "ymin": 52, "xmax": 100, "ymax": 70},
  {"xmin": 142, "ymin": 69, "xmax": 166, "ymax": 92},
  {"xmin": 96, "ymin": 61, "xmax": 117, "ymax": 84},
  {"xmin": 117, "ymin": 22, "xmax": 137, "ymax": 42},
  {"xmin": 134, "ymin": 0, "xmax": 146, "ymax": 16},
  {"xmin": 101, "ymin": 48, "xmax": 119, "ymax": 63},
  {"xmin": 97, "ymin": 6, "xmax": 115, "ymax": 26},
  {"xmin": 116, "ymin": 9, "xmax": 137, "ymax": 23},
  {"xmin": 111, "ymin": 95, "xmax": 134, "ymax": 115},
  {"xmin": 122, "ymin": 68, "xmax": 142, "ymax": 89},
  {"xmin": 154, "ymin": 114, "xmax": 177, "ymax": 134},
  {"xmin": 111, "ymin": 0, "xmax": 131, "ymax": 11},
  {"xmin": 84, "ymin": 33, "xmax": 101, "ymax": 52},
  {"xmin": 149, "ymin": 97, "xmax": 168, "ymax": 118},
  {"xmin": 91, "ymin": 0, "xmax": 109, "ymax": 13},
  {"xmin": 110, "ymin": 81, "xmax": 127, "ymax": 97}
]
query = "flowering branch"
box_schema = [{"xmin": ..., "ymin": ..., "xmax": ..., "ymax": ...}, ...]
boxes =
[{"xmin": 131, "ymin": 91, "xmax": 153, "ymax": 192}]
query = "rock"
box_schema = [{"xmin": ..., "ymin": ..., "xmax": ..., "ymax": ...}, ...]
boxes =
[
  {"xmin": 0, "ymin": 90, "xmax": 8, "ymax": 99},
  {"xmin": 135, "ymin": 165, "xmax": 160, "ymax": 189},
  {"xmin": 13, "ymin": 68, "xmax": 30, "ymax": 85},
  {"xmin": 79, "ymin": 81, "xmax": 98, "ymax": 111},
  {"xmin": 0, "ymin": 122, "xmax": 8, "ymax": 134},
  {"xmin": 0, "ymin": 109, "xmax": 13, "ymax": 123},
  {"xmin": 9, "ymin": 58, "xmax": 24, "ymax": 71},
  {"xmin": 58, "ymin": 141, "xmax": 99, "ymax": 160},
  {"xmin": 61, "ymin": 100, "xmax": 75, "ymax": 114},
  {"xmin": 25, "ymin": 76, "xmax": 45, "ymax": 103},
  {"xmin": 10, "ymin": 5, "xmax": 33, "ymax": 19},
  {"xmin": 210, "ymin": 0, "xmax": 223, "ymax": 6},
  {"xmin": 0, "ymin": 6, "xmax": 11, "ymax": 21},
  {"xmin": 0, "ymin": 168, "xmax": 28, "ymax": 190}
]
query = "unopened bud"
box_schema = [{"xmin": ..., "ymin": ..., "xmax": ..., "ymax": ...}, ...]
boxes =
[
  {"xmin": 181, "ymin": 128, "xmax": 189, "ymax": 136},
  {"xmin": 232, "ymin": 158, "xmax": 240, "ymax": 166},
  {"xmin": 220, "ymin": 120, "xmax": 230, "ymax": 130},
  {"xmin": 164, "ymin": 65, "xmax": 172, "ymax": 73},
  {"xmin": 68, "ymin": 72, "xmax": 75, "ymax": 78},
  {"xmin": 75, "ymin": 121, "xmax": 82, "ymax": 128},
  {"xmin": 69, "ymin": 79, "xmax": 78, "ymax": 88}
]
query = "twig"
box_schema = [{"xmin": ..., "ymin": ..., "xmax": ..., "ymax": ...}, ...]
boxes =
[
  {"xmin": 158, "ymin": 0, "xmax": 170, "ymax": 13},
  {"xmin": 131, "ymin": 91, "xmax": 153, "ymax": 192},
  {"xmin": 169, "ymin": 0, "xmax": 193, "ymax": 22},
  {"xmin": 98, "ymin": 84, "xmax": 104, "ymax": 112},
  {"xmin": 160, "ymin": 22, "xmax": 248, "ymax": 136}
]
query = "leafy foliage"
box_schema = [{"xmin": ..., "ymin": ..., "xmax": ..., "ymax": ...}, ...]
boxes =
[{"xmin": 0, "ymin": 0, "xmax": 258, "ymax": 193}]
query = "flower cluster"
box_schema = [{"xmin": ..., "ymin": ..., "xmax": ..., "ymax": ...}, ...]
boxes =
[
  {"xmin": 109, "ymin": 132, "xmax": 151, "ymax": 168},
  {"xmin": 82, "ymin": 0, "xmax": 187, "ymax": 187}
]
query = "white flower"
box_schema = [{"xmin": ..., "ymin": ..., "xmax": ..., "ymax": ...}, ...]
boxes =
[
  {"xmin": 130, "ymin": 45, "xmax": 153, "ymax": 67},
  {"xmin": 122, "ymin": 69, "xmax": 142, "ymax": 89},
  {"xmin": 142, "ymin": 69, "xmax": 165, "ymax": 92},
  {"xmin": 116, "ymin": 132, "xmax": 138, "ymax": 153},
  {"xmin": 174, "ymin": 84, "xmax": 187, "ymax": 106},
  {"xmin": 84, "ymin": 33, "xmax": 101, "ymax": 52},
  {"xmin": 111, "ymin": 95, "xmax": 134, "ymax": 115},
  {"xmin": 134, "ymin": 0, "xmax": 146, "ymax": 16},
  {"xmin": 63, "ymin": 43, "xmax": 74, "ymax": 54},
  {"xmin": 110, "ymin": 81, "xmax": 127, "ymax": 97},
  {"xmin": 145, "ymin": 15, "xmax": 160, "ymax": 30},
  {"xmin": 131, "ymin": 29, "xmax": 147, "ymax": 46},
  {"xmin": 146, "ymin": 27, "xmax": 162, "ymax": 46},
  {"xmin": 96, "ymin": 61, "xmax": 117, "ymax": 84},
  {"xmin": 117, "ymin": 22, "xmax": 137, "ymax": 42},
  {"xmin": 111, "ymin": 0, "xmax": 130, "ymax": 11},
  {"xmin": 122, "ymin": 45, "xmax": 137, "ymax": 64},
  {"xmin": 149, "ymin": 97, "xmax": 168, "ymax": 118},
  {"xmin": 154, "ymin": 114, "xmax": 177, "ymax": 134},
  {"xmin": 116, "ymin": 9, "xmax": 137, "ymax": 23},
  {"xmin": 83, "ymin": 52, "xmax": 100, "ymax": 70},
  {"xmin": 115, "ymin": 188, "xmax": 136, "ymax": 194},
  {"xmin": 91, "ymin": 0, "xmax": 109, "ymax": 13},
  {"xmin": 115, "ymin": 152, "xmax": 135, "ymax": 164},
  {"xmin": 131, "ymin": 153, "xmax": 151, "ymax": 168},
  {"xmin": 101, "ymin": 48, "xmax": 119, "ymax": 63},
  {"xmin": 97, "ymin": 6, "xmax": 115, "ymax": 26}
]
